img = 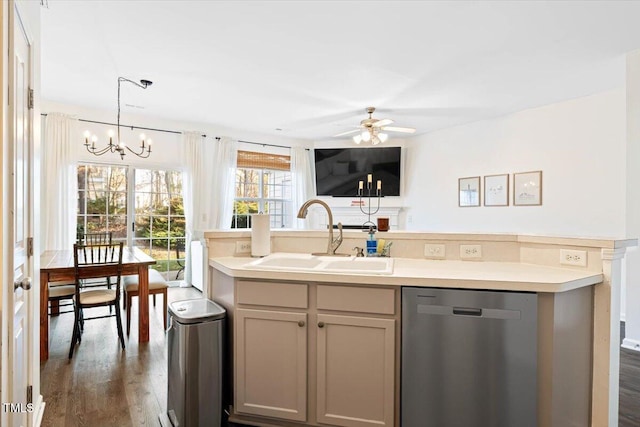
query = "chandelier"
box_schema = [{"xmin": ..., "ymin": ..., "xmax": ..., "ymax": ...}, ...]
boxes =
[
  {"xmin": 352, "ymin": 127, "xmax": 388, "ymax": 145},
  {"xmin": 83, "ymin": 77, "xmax": 153, "ymax": 160}
]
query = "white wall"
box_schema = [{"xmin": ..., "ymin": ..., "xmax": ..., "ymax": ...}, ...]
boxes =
[
  {"xmin": 624, "ymin": 51, "xmax": 640, "ymax": 351},
  {"xmin": 403, "ymin": 89, "xmax": 627, "ymax": 237}
]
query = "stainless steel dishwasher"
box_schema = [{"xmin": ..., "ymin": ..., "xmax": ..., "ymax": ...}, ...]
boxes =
[{"xmin": 402, "ymin": 287, "xmax": 537, "ymax": 427}]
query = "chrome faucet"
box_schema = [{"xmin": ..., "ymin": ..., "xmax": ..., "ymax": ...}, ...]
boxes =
[{"xmin": 296, "ymin": 199, "xmax": 344, "ymax": 255}]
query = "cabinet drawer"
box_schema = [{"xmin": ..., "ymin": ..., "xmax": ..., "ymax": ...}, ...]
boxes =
[
  {"xmin": 317, "ymin": 285, "xmax": 395, "ymax": 315},
  {"xmin": 237, "ymin": 280, "xmax": 308, "ymax": 309}
]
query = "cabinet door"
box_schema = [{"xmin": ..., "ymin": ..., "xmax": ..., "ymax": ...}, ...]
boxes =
[
  {"xmin": 235, "ymin": 308, "xmax": 307, "ymax": 421},
  {"xmin": 316, "ymin": 314, "xmax": 395, "ymax": 427}
]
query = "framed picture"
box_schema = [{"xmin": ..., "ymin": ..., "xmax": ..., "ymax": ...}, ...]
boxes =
[
  {"xmin": 458, "ymin": 176, "xmax": 480, "ymax": 207},
  {"xmin": 484, "ymin": 174, "xmax": 509, "ymax": 206},
  {"xmin": 513, "ymin": 171, "xmax": 542, "ymax": 206}
]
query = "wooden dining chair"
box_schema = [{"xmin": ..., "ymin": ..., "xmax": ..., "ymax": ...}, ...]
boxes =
[
  {"xmin": 69, "ymin": 241, "xmax": 125, "ymax": 359},
  {"xmin": 78, "ymin": 232, "xmax": 114, "ymax": 289},
  {"xmin": 47, "ymin": 279, "xmax": 76, "ymax": 316},
  {"xmin": 123, "ymin": 268, "xmax": 168, "ymax": 335}
]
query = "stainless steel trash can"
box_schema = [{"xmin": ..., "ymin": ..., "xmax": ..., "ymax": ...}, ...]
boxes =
[{"xmin": 162, "ymin": 298, "xmax": 226, "ymax": 427}]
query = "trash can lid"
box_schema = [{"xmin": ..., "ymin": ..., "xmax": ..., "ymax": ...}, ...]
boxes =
[{"xmin": 169, "ymin": 298, "xmax": 226, "ymax": 324}]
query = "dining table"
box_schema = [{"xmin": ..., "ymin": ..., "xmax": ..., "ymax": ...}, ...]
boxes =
[{"xmin": 39, "ymin": 246, "xmax": 157, "ymax": 361}]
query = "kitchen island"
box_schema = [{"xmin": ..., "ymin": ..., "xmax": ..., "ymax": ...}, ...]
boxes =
[{"xmin": 205, "ymin": 230, "xmax": 635, "ymax": 427}]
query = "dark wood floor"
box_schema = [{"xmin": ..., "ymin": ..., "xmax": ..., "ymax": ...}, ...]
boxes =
[
  {"xmin": 40, "ymin": 284, "xmax": 202, "ymax": 427},
  {"xmin": 620, "ymin": 323, "xmax": 640, "ymax": 427},
  {"xmin": 41, "ymin": 296, "xmax": 640, "ymax": 426}
]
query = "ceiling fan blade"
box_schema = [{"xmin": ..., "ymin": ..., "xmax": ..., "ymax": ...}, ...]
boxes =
[
  {"xmin": 285, "ymin": 109, "xmax": 363, "ymax": 130},
  {"xmin": 333, "ymin": 128, "xmax": 361, "ymax": 137},
  {"xmin": 373, "ymin": 118, "xmax": 394, "ymax": 127},
  {"xmin": 380, "ymin": 126, "xmax": 416, "ymax": 134}
]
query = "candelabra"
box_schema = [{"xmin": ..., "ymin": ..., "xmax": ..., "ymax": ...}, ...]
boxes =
[{"xmin": 357, "ymin": 174, "xmax": 382, "ymax": 230}]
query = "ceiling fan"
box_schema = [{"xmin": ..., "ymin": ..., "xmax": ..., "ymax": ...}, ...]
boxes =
[{"xmin": 333, "ymin": 106, "xmax": 416, "ymax": 145}]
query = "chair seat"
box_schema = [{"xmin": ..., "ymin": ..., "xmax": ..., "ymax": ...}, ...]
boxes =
[
  {"xmin": 123, "ymin": 269, "xmax": 168, "ymax": 293},
  {"xmin": 78, "ymin": 289, "xmax": 117, "ymax": 305},
  {"xmin": 49, "ymin": 285, "xmax": 76, "ymax": 298}
]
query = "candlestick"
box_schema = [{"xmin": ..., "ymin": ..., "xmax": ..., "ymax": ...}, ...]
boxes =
[{"xmin": 359, "ymin": 176, "xmax": 382, "ymax": 231}]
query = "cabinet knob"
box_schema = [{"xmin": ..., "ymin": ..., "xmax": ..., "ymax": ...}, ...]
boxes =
[
  {"xmin": 298, "ymin": 320, "xmax": 305, "ymax": 327},
  {"xmin": 318, "ymin": 321, "xmax": 325, "ymax": 328}
]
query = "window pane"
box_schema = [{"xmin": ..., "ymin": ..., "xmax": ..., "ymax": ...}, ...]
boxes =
[
  {"xmin": 135, "ymin": 169, "xmax": 153, "ymax": 193},
  {"xmin": 135, "ymin": 215, "xmax": 151, "ymax": 238},
  {"xmin": 109, "ymin": 191, "xmax": 127, "ymax": 215},
  {"xmin": 233, "ymin": 165, "xmax": 292, "ymax": 229},
  {"xmin": 109, "ymin": 215, "xmax": 127, "ymax": 241},
  {"xmin": 77, "ymin": 163, "xmax": 129, "ymax": 242},
  {"xmin": 86, "ymin": 215, "xmax": 106, "ymax": 233},
  {"xmin": 134, "ymin": 167, "xmax": 185, "ymax": 269},
  {"xmin": 86, "ymin": 191, "xmax": 106, "ymax": 214}
]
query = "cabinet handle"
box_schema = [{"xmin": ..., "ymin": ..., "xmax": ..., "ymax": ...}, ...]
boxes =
[
  {"xmin": 318, "ymin": 321, "xmax": 325, "ymax": 328},
  {"xmin": 298, "ymin": 320, "xmax": 305, "ymax": 327}
]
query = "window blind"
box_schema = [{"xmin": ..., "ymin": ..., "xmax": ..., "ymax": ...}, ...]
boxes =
[{"xmin": 237, "ymin": 150, "xmax": 291, "ymax": 171}]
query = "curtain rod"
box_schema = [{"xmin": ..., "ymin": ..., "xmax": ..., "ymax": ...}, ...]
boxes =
[{"xmin": 40, "ymin": 113, "xmax": 309, "ymax": 151}]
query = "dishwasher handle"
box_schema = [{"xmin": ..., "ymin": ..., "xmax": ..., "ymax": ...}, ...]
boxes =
[
  {"xmin": 453, "ymin": 307, "xmax": 482, "ymax": 316},
  {"xmin": 417, "ymin": 304, "xmax": 522, "ymax": 320}
]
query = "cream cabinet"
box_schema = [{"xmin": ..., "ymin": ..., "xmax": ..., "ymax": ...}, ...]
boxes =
[
  {"xmin": 233, "ymin": 280, "xmax": 397, "ymax": 427},
  {"xmin": 235, "ymin": 308, "xmax": 308, "ymax": 421},
  {"xmin": 316, "ymin": 314, "xmax": 395, "ymax": 427}
]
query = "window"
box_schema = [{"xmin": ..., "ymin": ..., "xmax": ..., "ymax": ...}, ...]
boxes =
[
  {"xmin": 77, "ymin": 164, "xmax": 128, "ymax": 241},
  {"xmin": 77, "ymin": 163, "xmax": 185, "ymax": 279},
  {"xmin": 232, "ymin": 150, "xmax": 292, "ymax": 229},
  {"xmin": 133, "ymin": 169, "xmax": 185, "ymax": 276}
]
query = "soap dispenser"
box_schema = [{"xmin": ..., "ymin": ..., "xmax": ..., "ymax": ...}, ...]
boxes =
[{"xmin": 366, "ymin": 226, "xmax": 377, "ymax": 256}]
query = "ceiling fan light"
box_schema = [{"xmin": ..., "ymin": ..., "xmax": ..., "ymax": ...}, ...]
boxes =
[
  {"xmin": 371, "ymin": 135, "xmax": 381, "ymax": 145},
  {"xmin": 353, "ymin": 135, "xmax": 362, "ymax": 144},
  {"xmin": 378, "ymin": 133, "xmax": 388, "ymax": 143},
  {"xmin": 362, "ymin": 131, "xmax": 371, "ymax": 142}
]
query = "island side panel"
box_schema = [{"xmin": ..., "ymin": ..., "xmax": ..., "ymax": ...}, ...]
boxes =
[{"xmin": 209, "ymin": 266, "xmax": 236, "ymax": 416}]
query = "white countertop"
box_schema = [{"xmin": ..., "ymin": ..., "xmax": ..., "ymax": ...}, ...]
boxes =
[{"xmin": 210, "ymin": 255, "xmax": 603, "ymax": 293}]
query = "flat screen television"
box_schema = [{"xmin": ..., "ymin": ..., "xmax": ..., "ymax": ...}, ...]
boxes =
[{"xmin": 314, "ymin": 147, "xmax": 401, "ymax": 196}]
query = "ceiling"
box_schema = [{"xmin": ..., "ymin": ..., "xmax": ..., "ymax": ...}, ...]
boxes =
[{"xmin": 41, "ymin": 1, "xmax": 640, "ymax": 141}]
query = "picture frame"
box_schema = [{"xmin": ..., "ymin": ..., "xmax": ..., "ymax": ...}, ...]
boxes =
[
  {"xmin": 513, "ymin": 170, "xmax": 542, "ymax": 206},
  {"xmin": 458, "ymin": 176, "xmax": 480, "ymax": 207},
  {"xmin": 484, "ymin": 174, "xmax": 509, "ymax": 207}
]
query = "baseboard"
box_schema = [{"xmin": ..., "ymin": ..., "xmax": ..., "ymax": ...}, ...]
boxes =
[
  {"xmin": 621, "ymin": 337, "xmax": 640, "ymax": 352},
  {"xmin": 33, "ymin": 395, "xmax": 45, "ymax": 427}
]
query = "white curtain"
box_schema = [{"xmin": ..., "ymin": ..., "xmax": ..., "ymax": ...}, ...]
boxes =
[
  {"xmin": 43, "ymin": 113, "xmax": 78, "ymax": 250},
  {"xmin": 290, "ymin": 146, "xmax": 315, "ymax": 228},
  {"xmin": 210, "ymin": 136, "xmax": 238, "ymax": 229},
  {"xmin": 182, "ymin": 133, "xmax": 237, "ymax": 283}
]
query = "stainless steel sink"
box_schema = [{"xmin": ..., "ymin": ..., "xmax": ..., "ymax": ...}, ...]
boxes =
[{"xmin": 245, "ymin": 253, "xmax": 394, "ymax": 275}]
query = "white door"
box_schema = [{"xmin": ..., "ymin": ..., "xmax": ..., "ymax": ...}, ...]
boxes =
[{"xmin": 8, "ymin": 4, "xmax": 33, "ymax": 426}]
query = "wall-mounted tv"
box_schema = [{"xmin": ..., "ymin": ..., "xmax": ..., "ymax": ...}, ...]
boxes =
[{"xmin": 314, "ymin": 147, "xmax": 401, "ymax": 197}]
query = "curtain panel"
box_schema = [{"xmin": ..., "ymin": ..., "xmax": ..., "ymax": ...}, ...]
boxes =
[
  {"xmin": 43, "ymin": 113, "xmax": 78, "ymax": 250},
  {"xmin": 290, "ymin": 146, "xmax": 315, "ymax": 228}
]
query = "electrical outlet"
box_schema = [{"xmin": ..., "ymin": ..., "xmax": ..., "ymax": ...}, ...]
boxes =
[
  {"xmin": 424, "ymin": 244, "xmax": 446, "ymax": 259},
  {"xmin": 236, "ymin": 241, "xmax": 251, "ymax": 254},
  {"xmin": 560, "ymin": 249, "xmax": 587, "ymax": 267},
  {"xmin": 460, "ymin": 244, "xmax": 482, "ymax": 259}
]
